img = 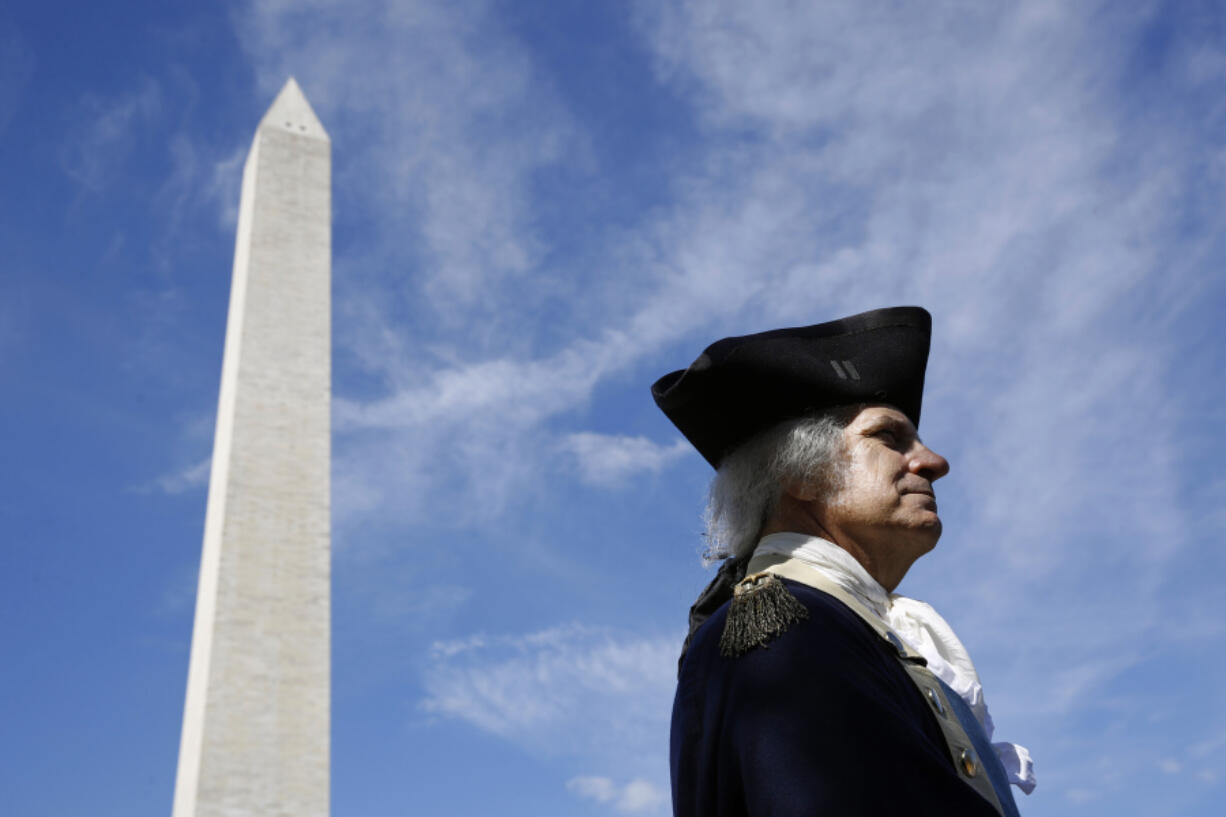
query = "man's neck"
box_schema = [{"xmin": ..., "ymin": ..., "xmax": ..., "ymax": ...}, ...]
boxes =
[{"xmin": 759, "ymin": 497, "xmax": 910, "ymax": 592}]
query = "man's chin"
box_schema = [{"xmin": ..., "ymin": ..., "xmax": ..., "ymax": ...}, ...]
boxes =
[{"xmin": 911, "ymin": 517, "xmax": 942, "ymax": 551}]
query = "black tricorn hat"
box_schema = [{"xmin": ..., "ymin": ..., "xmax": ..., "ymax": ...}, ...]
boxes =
[{"xmin": 652, "ymin": 306, "xmax": 932, "ymax": 468}]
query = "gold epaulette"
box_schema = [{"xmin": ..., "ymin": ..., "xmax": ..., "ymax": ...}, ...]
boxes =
[{"xmin": 719, "ymin": 571, "xmax": 809, "ymax": 657}]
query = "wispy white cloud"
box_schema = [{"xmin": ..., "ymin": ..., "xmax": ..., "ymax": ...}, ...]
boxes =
[
  {"xmin": 205, "ymin": 143, "xmax": 247, "ymax": 230},
  {"xmin": 1188, "ymin": 732, "xmax": 1226, "ymax": 761},
  {"xmin": 561, "ymin": 433, "xmax": 691, "ymax": 488},
  {"xmin": 143, "ymin": 457, "xmax": 211, "ymax": 495},
  {"xmin": 421, "ymin": 624, "xmax": 676, "ymax": 763},
  {"xmin": 567, "ymin": 775, "xmax": 668, "ymax": 815},
  {"xmin": 60, "ymin": 77, "xmax": 163, "ymax": 191},
  {"xmin": 236, "ymin": 0, "xmax": 582, "ymax": 334},
  {"xmin": 150, "ymin": 130, "xmax": 249, "ymax": 255}
]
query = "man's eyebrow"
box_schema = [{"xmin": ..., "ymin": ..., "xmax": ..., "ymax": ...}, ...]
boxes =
[{"xmin": 861, "ymin": 416, "xmax": 922, "ymax": 443}]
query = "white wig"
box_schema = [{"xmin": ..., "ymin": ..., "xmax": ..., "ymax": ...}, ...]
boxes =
[{"xmin": 703, "ymin": 407, "xmax": 856, "ymax": 562}]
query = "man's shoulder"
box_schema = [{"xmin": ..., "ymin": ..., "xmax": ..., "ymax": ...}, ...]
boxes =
[{"xmin": 680, "ymin": 577, "xmax": 894, "ymax": 689}]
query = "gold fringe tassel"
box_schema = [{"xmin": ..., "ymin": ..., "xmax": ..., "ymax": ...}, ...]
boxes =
[{"xmin": 719, "ymin": 572, "xmax": 809, "ymax": 658}]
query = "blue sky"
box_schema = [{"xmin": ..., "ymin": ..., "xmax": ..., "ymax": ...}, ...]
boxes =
[{"xmin": 3, "ymin": 1, "xmax": 1225, "ymax": 815}]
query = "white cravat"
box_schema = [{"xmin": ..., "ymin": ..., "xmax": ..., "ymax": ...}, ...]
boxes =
[{"xmin": 753, "ymin": 532, "xmax": 1037, "ymax": 794}]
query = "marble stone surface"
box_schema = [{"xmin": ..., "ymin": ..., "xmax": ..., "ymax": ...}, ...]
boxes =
[{"xmin": 172, "ymin": 77, "xmax": 331, "ymax": 817}]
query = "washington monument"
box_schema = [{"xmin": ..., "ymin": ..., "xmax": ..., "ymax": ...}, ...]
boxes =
[{"xmin": 172, "ymin": 78, "xmax": 331, "ymax": 817}]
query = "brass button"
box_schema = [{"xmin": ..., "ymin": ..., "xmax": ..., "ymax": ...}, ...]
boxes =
[
  {"xmin": 959, "ymin": 748, "xmax": 978, "ymax": 777},
  {"xmin": 925, "ymin": 687, "xmax": 946, "ymax": 716}
]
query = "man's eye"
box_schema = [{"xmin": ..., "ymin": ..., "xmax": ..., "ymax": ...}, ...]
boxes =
[{"xmin": 874, "ymin": 431, "xmax": 898, "ymax": 445}]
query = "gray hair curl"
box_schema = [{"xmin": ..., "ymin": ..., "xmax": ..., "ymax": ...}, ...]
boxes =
[{"xmin": 702, "ymin": 407, "xmax": 856, "ymax": 562}]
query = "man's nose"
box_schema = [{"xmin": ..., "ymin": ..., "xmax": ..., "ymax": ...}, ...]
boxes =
[{"xmin": 909, "ymin": 444, "xmax": 950, "ymax": 481}]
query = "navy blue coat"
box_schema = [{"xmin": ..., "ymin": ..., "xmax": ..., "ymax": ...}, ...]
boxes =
[{"xmin": 671, "ymin": 579, "xmax": 1006, "ymax": 816}]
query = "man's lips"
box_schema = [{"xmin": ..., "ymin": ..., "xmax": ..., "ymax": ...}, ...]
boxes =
[{"xmin": 903, "ymin": 488, "xmax": 938, "ymax": 509}]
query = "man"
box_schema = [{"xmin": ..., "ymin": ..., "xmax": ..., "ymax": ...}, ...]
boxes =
[{"xmin": 653, "ymin": 306, "xmax": 1033, "ymax": 816}]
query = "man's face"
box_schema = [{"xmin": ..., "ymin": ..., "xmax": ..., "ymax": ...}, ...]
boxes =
[{"xmin": 816, "ymin": 405, "xmax": 950, "ymax": 581}]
